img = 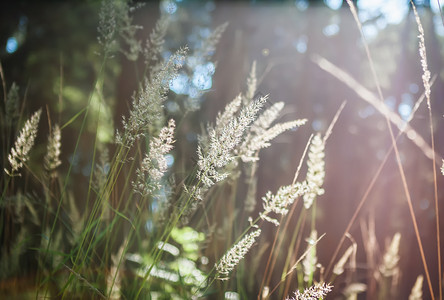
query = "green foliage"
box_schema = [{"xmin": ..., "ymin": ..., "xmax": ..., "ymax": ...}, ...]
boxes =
[{"xmin": 171, "ymin": 226, "xmax": 205, "ymax": 259}]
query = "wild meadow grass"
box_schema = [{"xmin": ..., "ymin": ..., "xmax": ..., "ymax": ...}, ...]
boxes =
[{"xmin": 0, "ymin": 0, "xmax": 443, "ymax": 299}]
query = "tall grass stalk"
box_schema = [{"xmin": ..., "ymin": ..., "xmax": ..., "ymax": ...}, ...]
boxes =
[
  {"xmin": 411, "ymin": 2, "xmax": 442, "ymax": 298},
  {"xmin": 262, "ymin": 206, "xmax": 306, "ymax": 298},
  {"xmin": 316, "ymin": 59, "xmax": 437, "ymax": 279},
  {"xmin": 270, "ymin": 233, "xmax": 326, "ymax": 298},
  {"xmin": 281, "ymin": 210, "xmax": 307, "ymax": 298},
  {"xmin": 343, "ymin": 1, "xmax": 435, "ymax": 298},
  {"xmin": 258, "ymin": 213, "xmax": 284, "ymax": 299}
]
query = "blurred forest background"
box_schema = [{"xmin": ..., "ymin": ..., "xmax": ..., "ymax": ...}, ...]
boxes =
[{"xmin": 1, "ymin": 0, "xmax": 444, "ymax": 299}]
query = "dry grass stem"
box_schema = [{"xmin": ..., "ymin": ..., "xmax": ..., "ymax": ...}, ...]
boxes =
[
  {"xmin": 312, "ymin": 54, "xmax": 439, "ymax": 162},
  {"xmin": 323, "ymin": 100, "xmax": 346, "ymax": 144},
  {"xmin": 412, "ymin": 3, "xmax": 442, "ymax": 298}
]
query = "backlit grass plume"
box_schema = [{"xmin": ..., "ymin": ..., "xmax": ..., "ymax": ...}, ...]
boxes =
[
  {"xmin": 133, "ymin": 119, "xmax": 175, "ymax": 195},
  {"xmin": 144, "ymin": 15, "xmax": 169, "ymax": 72},
  {"xmin": 5, "ymin": 109, "xmax": 42, "ymax": 176},
  {"xmin": 116, "ymin": 48, "xmax": 186, "ymax": 147},
  {"xmin": 97, "ymin": 0, "xmax": 118, "ymax": 54},
  {"xmin": 411, "ymin": 3, "xmax": 431, "ymax": 107},
  {"xmin": 215, "ymin": 229, "xmax": 261, "ymax": 279},
  {"xmin": 197, "ymin": 95, "xmax": 266, "ymax": 188},
  {"xmin": 214, "ymin": 94, "xmax": 243, "ymax": 133},
  {"xmin": 285, "ymin": 282, "xmax": 333, "ymax": 300},
  {"xmin": 98, "ymin": 0, "xmax": 142, "ymax": 60},
  {"xmin": 303, "ymin": 230, "xmax": 318, "ymax": 284},
  {"xmin": 303, "ymin": 133, "xmax": 325, "ymax": 209},
  {"xmin": 44, "ymin": 124, "xmax": 62, "ymax": 178},
  {"xmin": 250, "ymin": 101, "xmax": 285, "ymax": 134},
  {"xmin": 441, "ymin": 159, "xmax": 444, "ymax": 175},
  {"xmin": 239, "ymin": 104, "xmax": 307, "ymax": 162},
  {"xmin": 408, "ymin": 275, "xmax": 423, "ymax": 300},
  {"xmin": 379, "ymin": 232, "xmax": 401, "ymax": 277},
  {"xmin": 260, "ymin": 181, "xmax": 311, "ymax": 226},
  {"xmin": 240, "ymin": 79, "xmax": 307, "ymax": 162}
]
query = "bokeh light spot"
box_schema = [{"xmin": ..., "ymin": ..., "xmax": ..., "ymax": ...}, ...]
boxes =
[
  {"xmin": 6, "ymin": 37, "xmax": 18, "ymax": 54},
  {"xmin": 323, "ymin": 24, "xmax": 340, "ymax": 37},
  {"xmin": 324, "ymin": 0, "xmax": 342, "ymax": 10},
  {"xmin": 165, "ymin": 154, "xmax": 175, "ymax": 167},
  {"xmin": 295, "ymin": 0, "xmax": 309, "ymax": 11}
]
